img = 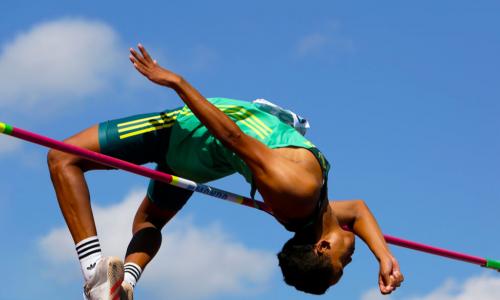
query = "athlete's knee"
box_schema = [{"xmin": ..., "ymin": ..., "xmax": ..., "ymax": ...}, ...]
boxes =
[
  {"xmin": 132, "ymin": 220, "xmax": 158, "ymax": 235},
  {"xmin": 132, "ymin": 213, "xmax": 166, "ymax": 236},
  {"xmin": 47, "ymin": 148, "xmax": 81, "ymax": 174},
  {"xmin": 132, "ymin": 211, "xmax": 163, "ymax": 235}
]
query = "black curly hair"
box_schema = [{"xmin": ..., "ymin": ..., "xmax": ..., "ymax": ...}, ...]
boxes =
[{"xmin": 277, "ymin": 238, "xmax": 343, "ymax": 295}]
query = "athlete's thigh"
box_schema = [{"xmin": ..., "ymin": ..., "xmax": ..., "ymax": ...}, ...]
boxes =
[{"xmin": 53, "ymin": 124, "xmax": 110, "ymax": 171}]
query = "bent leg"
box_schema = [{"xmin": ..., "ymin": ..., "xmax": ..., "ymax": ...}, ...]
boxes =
[
  {"xmin": 124, "ymin": 196, "xmax": 178, "ymax": 269},
  {"xmin": 123, "ymin": 169, "xmax": 193, "ymax": 288},
  {"xmin": 47, "ymin": 124, "xmax": 110, "ymax": 243},
  {"xmin": 47, "ymin": 109, "xmax": 172, "ymax": 244},
  {"xmin": 125, "ymin": 171, "xmax": 193, "ymax": 268}
]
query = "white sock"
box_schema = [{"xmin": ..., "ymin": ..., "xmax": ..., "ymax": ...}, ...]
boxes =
[
  {"xmin": 124, "ymin": 262, "xmax": 142, "ymax": 288},
  {"xmin": 76, "ymin": 236, "xmax": 102, "ymax": 282}
]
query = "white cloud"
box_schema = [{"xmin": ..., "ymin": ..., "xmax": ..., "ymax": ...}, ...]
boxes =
[
  {"xmin": 0, "ymin": 134, "xmax": 22, "ymax": 155},
  {"xmin": 360, "ymin": 274, "xmax": 500, "ymax": 300},
  {"xmin": 39, "ymin": 188, "xmax": 275, "ymax": 299},
  {"xmin": 0, "ymin": 18, "xmax": 123, "ymax": 110}
]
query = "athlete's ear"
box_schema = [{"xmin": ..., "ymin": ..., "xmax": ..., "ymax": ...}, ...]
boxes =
[{"xmin": 315, "ymin": 240, "xmax": 331, "ymax": 255}]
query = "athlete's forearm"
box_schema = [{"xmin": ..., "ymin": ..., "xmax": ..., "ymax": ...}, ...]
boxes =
[
  {"xmin": 171, "ymin": 77, "xmax": 243, "ymax": 147},
  {"xmin": 351, "ymin": 202, "xmax": 392, "ymax": 261}
]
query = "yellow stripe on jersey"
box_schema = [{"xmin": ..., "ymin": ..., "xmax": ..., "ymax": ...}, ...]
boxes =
[
  {"xmin": 216, "ymin": 105, "xmax": 272, "ymax": 134},
  {"xmin": 237, "ymin": 119, "xmax": 266, "ymax": 139},
  {"xmin": 218, "ymin": 106, "xmax": 271, "ymax": 130},
  {"xmin": 221, "ymin": 108, "xmax": 269, "ymax": 138}
]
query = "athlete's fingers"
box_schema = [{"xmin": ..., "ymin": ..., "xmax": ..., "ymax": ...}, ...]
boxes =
[
  {"xmin": 130, "ymin": 48, "xmax": 144, "ymax": 65},
  {"xmin": 395, "ymin": 271, "xmax": 404, "ymax": 286},
  {"xmin": 379, "ymin": 276, "xmax": 391, "ymax": 294},
  {"xmin": 389, "ymin": 274, "xmax": 399, "ymax": 288},
  {"xmin": 129, "ymin": 54, "xmax": 138, "ymax": 65},
  {"xmin": 138, "ymin": 43, "xmax": 154, "ymax": 63},
  {"xmin": 379, "ymin": 284, "xmax": 393, "ymax": 295},
  {"xmin": 132, "ymin": 59, "xmax": 148, "ymax": 76},
  {"xmin": 382, "ymin": 272, "xmax": 392, "ymax": 289},
  {"xmin": 129, "ymin": 55, "xmax": 146, "ymax": 73},
  {"xmin": 380, "ymin": 271, "xmax": 400, "ymax": 294},
  {"xmin": 130, "ymin": 48, "xmax": 148, "ymax": 67}
]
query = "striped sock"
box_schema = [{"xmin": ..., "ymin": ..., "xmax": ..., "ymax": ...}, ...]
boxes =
[
  {"xmin": 76, "ymin": 236, "xmax": 102, "ymax": 282},
  {"xmin": 124, "ymin": 262, "xmax": 142, "ymax": 288}
]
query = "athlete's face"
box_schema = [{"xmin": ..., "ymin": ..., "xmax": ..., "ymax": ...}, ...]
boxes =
[{"xmin": 315, "ymin": 229, "xmax": 355, "ymax": 284}]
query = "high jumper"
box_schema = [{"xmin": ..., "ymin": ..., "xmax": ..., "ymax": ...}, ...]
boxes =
[{"xmin": 11, "ymin": 43, "xmax": 408, "ymax": 299}]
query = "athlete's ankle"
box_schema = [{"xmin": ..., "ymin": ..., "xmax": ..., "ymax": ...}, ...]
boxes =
[
  {"xmin": 124, "ymin": 262, "xmax": 142, "ymax": 288},
  {"xmin": 76, "ymin": 236, "xmax": 103, "ymax": 282}
]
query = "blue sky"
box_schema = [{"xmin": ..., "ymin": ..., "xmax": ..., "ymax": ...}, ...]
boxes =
[{"xmin": 0, "ymin": 1, "xmax": 499, "ymax": 299}]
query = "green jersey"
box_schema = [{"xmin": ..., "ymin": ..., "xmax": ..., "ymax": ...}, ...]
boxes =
[{"xmin": 166, "ymin": 97, "xmax": 330, "ymax": 183}]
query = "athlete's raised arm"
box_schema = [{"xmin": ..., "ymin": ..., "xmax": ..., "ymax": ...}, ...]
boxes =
[
  {"xmin": 331, "ymin": 200, "xmax": 404, "ymax": 294},
  {"xmin": 129, "ymin": 44, "xmax": 273, "ymax": 179}
]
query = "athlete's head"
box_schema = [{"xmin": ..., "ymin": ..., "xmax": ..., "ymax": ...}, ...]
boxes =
[{"xmin": 277, "ymin": 229, "xmax": 355, "ymax": 295}]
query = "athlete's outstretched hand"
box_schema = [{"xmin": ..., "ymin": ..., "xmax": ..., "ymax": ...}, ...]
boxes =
[
  {"xmin": 129, "ymin": 44, "xmax": 181, "ymax": 88},
  {"xmin": 378, "ymin": 254, "xmax": 404, "ymax": 294}
]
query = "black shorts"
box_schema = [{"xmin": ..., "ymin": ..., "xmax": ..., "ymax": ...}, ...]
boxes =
[{"xmin": 98, "ymin": 109, "xmax": 193, "ymax": 211}]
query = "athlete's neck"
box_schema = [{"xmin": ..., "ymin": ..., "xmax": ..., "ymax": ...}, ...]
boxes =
[
  {"xmin": 319, "ymin": 202, "xmax": 342, "ymax": 240},
  {"xmin": 293, "ymin": 201, "xmax": 338, "ymax": 243}
]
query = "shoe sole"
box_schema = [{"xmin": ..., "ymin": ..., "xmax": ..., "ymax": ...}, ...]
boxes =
[{"xmin": 106, "ymin": 257, "xmax": 125, "ymax": 300}]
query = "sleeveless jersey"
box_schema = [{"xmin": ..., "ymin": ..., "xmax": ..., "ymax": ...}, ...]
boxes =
[{"xmin": 166, "ymin": 97, "xmax": 330, "ymax": 184}]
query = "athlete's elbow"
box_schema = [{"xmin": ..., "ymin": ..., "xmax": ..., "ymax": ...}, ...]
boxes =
[
  {"xmin": 221, "ymin": 128, "xmax": 244, "ymax": 148},
  {"xmin": 352, "ymin": 199, "xmax": 369, "ymax": 218},
  {"xmin": 354, "ymin": 199, "xmax": 367, "ymax": 208}
]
